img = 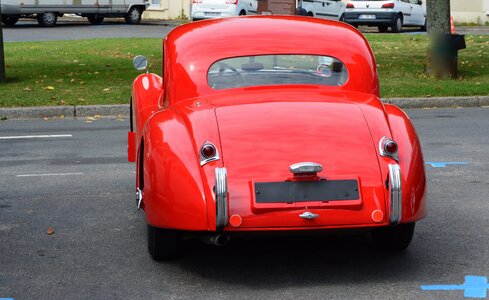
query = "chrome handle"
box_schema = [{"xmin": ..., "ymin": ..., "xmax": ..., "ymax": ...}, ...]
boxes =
[{"xmin": 299, "ymin": 212, "xmax": 319, "ymax": 220}]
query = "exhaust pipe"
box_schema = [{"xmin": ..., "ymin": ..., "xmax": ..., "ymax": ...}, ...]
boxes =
[{"xmin": 201, "ymin": 234, "xmax": 230, "ymax": 246}]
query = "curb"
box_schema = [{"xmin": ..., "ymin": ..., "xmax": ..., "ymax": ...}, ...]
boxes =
[{"xmin": 1, "ymin": 96, "xmax": 488, "ymax": 120}]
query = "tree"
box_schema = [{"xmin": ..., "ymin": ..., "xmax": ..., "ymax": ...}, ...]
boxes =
[
  {"xmin": 426, "ymin": 0, "xmax": 465, "ymax": 78},
  {"xmin": 0, "ymin": 1, "xmax": 6, "ymax": 83}
]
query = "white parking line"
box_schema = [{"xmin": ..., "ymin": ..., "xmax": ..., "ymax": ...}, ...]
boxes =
[
  {"xmin": 0, "ymin": 134, "xmax": 72, "ymax": 140},
  {"xmin": 16, "ymin": 172, "xmax": 84, "ymax": 177}
]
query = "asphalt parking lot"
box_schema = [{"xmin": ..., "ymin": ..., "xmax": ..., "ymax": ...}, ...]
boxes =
[
  {"xmin": 1, "ymin": 107, "xmax": 489, "ymax": 299},
  {"xmin": 4, "ymin": 17, "xmax": 489, "ymax": 42}
]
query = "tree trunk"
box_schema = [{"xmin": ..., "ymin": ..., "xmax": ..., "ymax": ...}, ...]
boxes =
[
  {"xmin": 0, "ymin": 1, "xmax": 6, "ymax": 83},
  {"xmin": 426, "ymin": 0, "xmax": 462, "ymax": 79}
]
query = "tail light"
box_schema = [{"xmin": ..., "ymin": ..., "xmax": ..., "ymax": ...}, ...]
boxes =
[
  {"xmin": 379, "ymin": 137, "xmax": 399, "ymax": 161},
  {"xmin": 226, "ymin": 0, "xmax": 238, "ymax": 4},
  {"xmin": 200, "ymin": 142, "xmax": 220, "ymax": 166},
  {"xmin": 346, "ymin": 3, "xmax": 354, "ymax": 8},
  {"xmin": 382, "ymin": 3, "xmax": 395, "ymax": 8},
  {"xmin": 193, "ymin": 0, "xmax": 202, "ymax": 3}
]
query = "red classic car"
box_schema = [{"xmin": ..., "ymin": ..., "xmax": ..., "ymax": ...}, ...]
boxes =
[{"xmin": 128, "ymin": 16, "xmax": 426, "ymax": 260}]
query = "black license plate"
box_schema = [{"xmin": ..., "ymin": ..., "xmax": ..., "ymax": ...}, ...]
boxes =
[{"xmin": 255, "ymin": 180, "xmax": 359, "ymax": 203}]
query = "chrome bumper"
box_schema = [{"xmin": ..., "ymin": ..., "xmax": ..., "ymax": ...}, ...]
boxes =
[
  {"xmin": 215, "ymin": 167, "xmax": 228, "ymax": 229},
  {"xmin": 388, "ymin": 164, "xmax": 402, "ymax": 224}
]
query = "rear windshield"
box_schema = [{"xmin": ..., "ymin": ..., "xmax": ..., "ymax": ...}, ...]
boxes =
[{"xmin": 208, "ymin": 55, "xmax": 348, "ymax": 90}]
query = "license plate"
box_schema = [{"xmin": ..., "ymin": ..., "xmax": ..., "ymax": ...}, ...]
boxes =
[
  {"xmin": 205, "ymin": 12, "xmax": 221, "ymax": 16},
  {"xmin": 359, "ymin": 14, "xmax": 376, "ymax": 19},
  {"xmin": 254, "ymin": 180, "xmax": 359, "ymax": 203}
]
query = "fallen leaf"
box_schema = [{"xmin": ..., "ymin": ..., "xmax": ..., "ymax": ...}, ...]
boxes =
[
  {"xmin": 43, "ymin": 86, "xmax": 55, "ymax": 90},
  {"xmin": 103, "ymin": 88, "xmax": 111, "ymax": 92},
  {"xmin": 47, "ymin": 226, "xmax": 55, "ymax": 235},
  {"xmin": 43, "ymin": 117, "xmax": 49, "ymax": 121},
  {"xmin": 23, "ymin": 87, "xmax": 32, "ymax": 92}
]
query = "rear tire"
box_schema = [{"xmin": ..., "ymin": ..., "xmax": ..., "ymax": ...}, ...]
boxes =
[
  {"xmin": 420, "ymin": 19, "xmax": 427, "ymax": 31},
  {"xmin": 339, "ymin": 14, "xmax": 345, "ymax": 22},
  {"xmin": 147, "ymin": 224, "xmax": 181, "ymax": 260},
  {"xmin": 87, "ymin": 15, "xmax": 104, "ymax": 25},
  {"xmin": 391, "ymin": 15, "xmax": 402, "ymax": 33},
  {"xmin": 125, "ymin": 7, "xmax": 142, "ymax": 25},
  {"xmin": 371, "ymin": 222, "xmax": 415, "ymax": 251},
  {"xmin": 239, "ymin": 10, "xmax": 246, "ymax": 16},
  {"xmin": 37, "ymin": 12, "xmax": 58, "ymax": 27},
  {"xmin": 1, "ymin": 16, "xmax": 19, "ymax": 26}
]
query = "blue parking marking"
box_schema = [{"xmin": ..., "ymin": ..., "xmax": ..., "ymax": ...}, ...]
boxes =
[
  {"xmin": 425, "ymin": 161, "xmax": 468, "ymax": 168},
  {"xmin": 421, "ymin": 276, "xmax": 489, "ymax": 298},
  {"xmin": 0, "ymin": 298, "xmax": 14, "ymax": 300}
]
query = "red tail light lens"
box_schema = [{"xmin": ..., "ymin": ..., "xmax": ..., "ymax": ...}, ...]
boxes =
[
  {"xmin": 226, "ymin": 0, "xmax": 238, "ymax": 4},
  {"xmin": 384, "ymin": 140, "xmax": 398, "ymax": 154},
  {"xmin": 201, "ymin": 144, "xmax": 217, "ymax": 159},
  {"xmin": 346, "ymin": 3, "xmax": 354, "ymax": 8},
  {"xmin": 382, "ymin": 3, "xmax": 395, "ymax": 8},
  {"xmin": 193, "ymin": 0, "xmax": 202, "ymax": 3}
]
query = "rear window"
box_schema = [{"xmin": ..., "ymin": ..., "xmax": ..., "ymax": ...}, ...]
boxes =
[{"xmin": 208, "ymin": 54, "xmax": 348, "ymax": 90}]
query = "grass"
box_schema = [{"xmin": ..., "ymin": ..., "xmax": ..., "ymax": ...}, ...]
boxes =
[{"xmin": 1, "ymin": 34, "xmax": 489, "ymax": 107}]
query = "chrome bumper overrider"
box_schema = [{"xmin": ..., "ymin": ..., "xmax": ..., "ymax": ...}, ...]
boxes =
[
  {"xmin": 215, "ymin": 167, "xmax": 228, "ymax": 228},
  {"xmin": 388, "ymin": 164, "xmax": 402, "ymax": 224}
]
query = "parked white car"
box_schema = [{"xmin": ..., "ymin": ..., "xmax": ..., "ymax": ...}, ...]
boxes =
[
  {"xmin": 1, "ymin": 0, "xmax": 149, "ymax": 27},
  {"xmin": 345, "ymin": 0, "xmax": 426, "ymax": 32},
  {"xmin": 191, "ymin": 0, "xmax": 248, "ymax": 21},
  {"xmin": 301, "ymin": 0, "xmax": 346, "ymax": 21}
]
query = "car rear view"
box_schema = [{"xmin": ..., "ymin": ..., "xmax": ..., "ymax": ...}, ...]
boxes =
[
  {"xmin": 345, "ymin": 0, "xmax": 403, "ymax": 32},
  {"xmin": 191, "ymin": 0, "xmax": 245, "ymax": 21}
]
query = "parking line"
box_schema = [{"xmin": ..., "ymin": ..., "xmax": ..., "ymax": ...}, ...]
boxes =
[
  {"xmin": 16, "ymin": 172, "xmax": 84, "ymax": 177},
  {"xmin": 0, "ymin": 134, "xmax": 72, "ymax": 140}
]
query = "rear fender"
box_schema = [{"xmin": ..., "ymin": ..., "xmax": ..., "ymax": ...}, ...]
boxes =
[
  {"xmin": 385, "ymin": 104, "xmax": 427, "ymax": 222},
  {"xmin": 128, "ymin": 73, "xmax": 163, "ymax": 162},
  {"xmin": 141, "ymin": 109, "xmax": 209, "ymax": 231}
]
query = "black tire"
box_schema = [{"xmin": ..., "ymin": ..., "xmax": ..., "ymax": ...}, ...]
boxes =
[
  {"xmin": 391, "ymin": 15, "xmax": 402, "ymax": 33},
  {"xmin": 371, "ymin": 222, "xmax": 415, "ymax": 251},
  {"xmin": 239, "ymin": 10, "xmax": 246, "ymax": 16},
  {"xmin": 37, "ymin": 12, "xmax": 57, "ymax": 27},
  {"xmin": 420, "ymin": 19, "xmax": 427, "ymax": 32},
  {"xmin": 1, "ymin": 15, "xmax": 19, "ymax": 26},
  {"xmin": 147, "ymin": 224, "xmax": 181, "ymax": 260},
  {"xmin": 339, "ymin": 14, "xmax": 345, "ymax": 22},
  {"xmin": 87, "ymin": 15, "xmax": 104, "ymax": 25},
  {"xmin": 307, "ymin": 12, "xmax": 314, "ymax": 17},
  {"xmin": 125, "ymin": 7, "xmax": 142, "ymax": 25},
  {"xmin": 378, "ymin": 25, "xmax": 388, "ymax": 33}
]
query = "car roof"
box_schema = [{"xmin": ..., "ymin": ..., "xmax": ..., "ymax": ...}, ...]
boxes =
[{"xmin": 163, "ymin": 16, "xmax": 379, "ymax": 103}]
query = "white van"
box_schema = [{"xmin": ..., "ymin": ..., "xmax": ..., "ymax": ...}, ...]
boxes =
[{"xmin": 1, "ymin": 0, "xmax": 150, "ymax": 27}]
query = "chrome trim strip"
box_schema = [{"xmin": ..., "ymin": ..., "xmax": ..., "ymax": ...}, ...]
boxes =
[
  {"xmin": 289, "ymin": 162, "xmax": 323, "ymax": 174},
  {"xmin": 215, "ymin": 167, "xmax": 228, "ymax": 228},
  {"xmin": 136, "ymin": 188, "xmax": 143, "ymax": 210},
  {"xmin": 388, "ymin": 164, "xmax": 402, "ymax": 224},
  {"xmin": 200, "ymin": 141, "xmax": 220, "ymax": 166},
  {"xmin": 379, "ymin": 136, "xmax": 399, "ymax": 162}
]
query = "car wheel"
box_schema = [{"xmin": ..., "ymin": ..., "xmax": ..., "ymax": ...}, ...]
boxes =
[
  {"xmin": 307, "ymin": 12, "xmax": 314, "ymax": 17},
  {"xmin": 125, "ymin": 7, "xmax": 142, "ymax": 24},
  {"xmin": 147, "ymin": 224, "xmax": 181, "ymax": 260},
  {"xmin": 339, "ymin": 14, "xmax": 346, "ymax": 22},
  {"xmin": 371, "ymin": 222, "xmax": 415, "ymax": 251},
  {"xmin": 391, "ymin": 15, "xmax": 402, "ymax": 33},
  {"xmin": 420, "ymin": 19, "xmax": 427, "ymax": 32},
  {"xmin": 1, "ymin": 16, "xmax": 19, "ymax": 26},
  {"xmin": 37, "ymin": 12, "xmax": 58, "ymax": 27},
  {"xmin": 239, "ymin": 10, "xmax": 246, "ymax": 16},
  {"xmin": 87, "ymin": 15, "xmax": 104, "ymax": 25},
  {"xmin": 378, "ymin": 25, "xmax": 388, "ymax": 33}
]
